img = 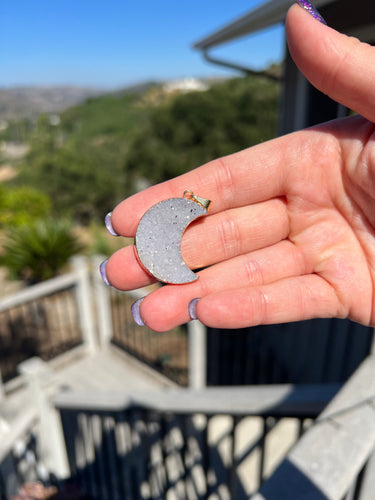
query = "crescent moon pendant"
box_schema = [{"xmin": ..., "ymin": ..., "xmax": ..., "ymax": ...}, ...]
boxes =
[{"xmin": 135, "ymin": 197, "xmax": 208, "ymax": 284}]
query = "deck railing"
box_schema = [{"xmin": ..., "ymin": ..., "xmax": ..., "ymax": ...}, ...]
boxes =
[
  {"xmin": 2, "ymin": 256, "xmax": 375, "ymax": 498},
  {"xmin": 252, "ymin": 355, "xmax": 375, "ymax": 500},
  {"xmin": 0, "ymin": 407, "xmax": 42, "ymax": 499},
  {"xmin": 54, "ymin": 384, "xmax": 340, "ymax": 500},
  {"xmin": 0, "ymin": 256, "xmax": 96, "ymax": 385},
  {"xmin": 0, "ymin": 253, "xmax": 205, "ymax": 401},
  {"xmin": 0, "ymin": 255, "xmax": 196, "ymax": 389},
  {"xmin": 109, "ymin": 288, "xmax": 189, "ymax": 385},
  {"xmin": 92, "ymin": 255, "xmax": 196, "ymax": 387},
  {"xmin": 53, "ymin": 356, "xmax": 375, "ymax": 499}
]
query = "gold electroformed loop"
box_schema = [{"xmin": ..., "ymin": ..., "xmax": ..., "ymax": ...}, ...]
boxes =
[{"xmin": 183, "ymin": 190, "xmax": 212, "ymax": 210}]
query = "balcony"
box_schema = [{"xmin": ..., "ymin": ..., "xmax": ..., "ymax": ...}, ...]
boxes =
[{"xmin": 0, "ymin": 256, "xmax": 374, "ymax": 499}]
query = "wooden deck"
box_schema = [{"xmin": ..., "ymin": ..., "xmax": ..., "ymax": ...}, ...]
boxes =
[
  {"xmin": 52, "ymin": 344, "xmax": 176, "ymax": 393},
  {"xmin": 2, "ymin": 344, "xmax": 174, "ymax": 414}
]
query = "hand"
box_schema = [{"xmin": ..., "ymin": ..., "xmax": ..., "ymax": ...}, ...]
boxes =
[{"xmin": 103, "ymin": 5, "xmax": 375, "ymax": 331}]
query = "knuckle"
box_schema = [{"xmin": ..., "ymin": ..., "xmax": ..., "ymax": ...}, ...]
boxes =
[
  {"xmin": 243, "ymin": 259, "xmax": 265, "ymax": 286},
  {"xmin": 244, "ymin": 288, "xmax": 270, "ymax": 325},
  {"xmin": 217, "ymin": 212, "xmax": 242, "ymax": 259},
  {"xmin": 213, "ymin": 157, "xmax": 236, "ymax": 207}
]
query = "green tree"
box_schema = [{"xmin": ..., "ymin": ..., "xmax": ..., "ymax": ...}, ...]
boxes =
[
  {"xmin": 126, "ymin": 76, "xmax": 278, "ymax": 185},
  {"xmin": 19, "ymin": 145, "xmax": 124, "ymax": 223},
  {"xmin": 12, "ymin": 77, "xmax": 278, "ymax": 224},
  {"xmin": 16, "ymin": 94, "xmax": 149, "ymax": 222}
]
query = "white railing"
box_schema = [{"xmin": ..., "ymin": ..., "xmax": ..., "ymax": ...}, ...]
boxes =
[
  {"xmin": 92, "ymin": 254, "xmax": 206, "ymax": 388},
  {"xmin": 0, "ymin": 406, "xmax": 40, "ymax": 497},
  {"xmin": 0, "ymin": 254, "xmax": 206, "ymax": 393},
  {"xmin": 0, "ymin": 255, "xmax": 98, "ymax": 393},
  {"xmin": 251, "ymin": 355, "xmax": 375, "ymax": 500}
]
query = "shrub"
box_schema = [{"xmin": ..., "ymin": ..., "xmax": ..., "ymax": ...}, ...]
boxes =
[
  {"xmin": 0, "ymin": 185, "xmax": 51, "ymax": 228},
  {"xmin": 0, "ymin": 218, "xmax": 85, "ymax": 283}
]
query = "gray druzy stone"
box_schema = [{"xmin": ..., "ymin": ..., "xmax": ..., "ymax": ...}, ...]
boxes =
[{"xmin": 135, "ymin": 197, "xmax": 207, "ymax": 284}]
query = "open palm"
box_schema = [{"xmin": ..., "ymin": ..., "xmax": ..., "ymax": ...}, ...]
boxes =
[{"xmin": 104, "ymin": 6, "xmax": 375, "ymax": 331}]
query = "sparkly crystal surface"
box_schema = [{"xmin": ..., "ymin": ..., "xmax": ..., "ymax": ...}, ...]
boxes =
[{"xmin": 135, "ymin": 197, "xmax": 207, "ymax": 284}]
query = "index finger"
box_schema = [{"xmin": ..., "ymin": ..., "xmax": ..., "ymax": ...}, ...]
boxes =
[{"xmin": 110, "ymin": 134, "xmax": 291, "ymax": 237}]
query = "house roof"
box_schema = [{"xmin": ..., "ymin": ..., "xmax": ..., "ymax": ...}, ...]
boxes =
[{"xmin": 193, "ymin": 0, "xmax": 335, "ymax": 51}]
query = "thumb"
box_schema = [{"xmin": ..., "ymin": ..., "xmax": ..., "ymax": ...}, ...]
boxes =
[{"xmin": 286, "ymin": 4, "xmax": 375, "ymax": 123}]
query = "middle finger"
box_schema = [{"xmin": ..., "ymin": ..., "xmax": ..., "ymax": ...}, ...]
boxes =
[{"xmin": 105, "ymin": 198, "xmax": 289, "ymax": 290}]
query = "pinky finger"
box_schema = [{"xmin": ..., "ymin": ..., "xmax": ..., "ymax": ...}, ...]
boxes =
[{"xmin": 193, "ymin": 275, "xmax": 346, "ymax": 329}]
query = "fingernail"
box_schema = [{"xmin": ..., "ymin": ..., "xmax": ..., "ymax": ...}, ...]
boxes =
[
  {"xmin": 296, "ymin": 0, "xmax": 327, "ymax": 25},
  {"xmin": 105, "ymin": 212, "xmax": 119, "ymax": 236},
  {"xmin": 188, "ymin": 298, "xmax": 200, "ymax": 321},
  {"xmin": 99, "ymin": 259, "xmax": 111, "ymax": 286},
  {"xmin": 131, "ymin": 297, "xmax": 146, "ymax": 326}
]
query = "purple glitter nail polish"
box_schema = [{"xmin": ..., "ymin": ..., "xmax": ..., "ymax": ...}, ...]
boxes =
[
  {"xmin": 99, "ymin": 259, "xmax": 111, "ymax": 286},
  {"xmin": 296, "ymin": 0, "xmax": 327, "ymax": 25},
  {"xmin": 131, "ymin": 297, "xmax": 146, "ymax": 326},
  {"xmin": 105, "ymin": 212, "xmax": 119, "ymax": 237},
  {"xmin": 188, "ymin": 298, "xmax": 200, "ymax": 321}
]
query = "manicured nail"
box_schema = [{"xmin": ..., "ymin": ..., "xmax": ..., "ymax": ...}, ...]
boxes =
[
  {"xmin": 105, "ymin": 212, "xmax": 119, "ymax": 236},
  {"xmin": 99, "ymin": 259, "xmax": 111, "ymax": 286},
  {"xmin": 131, "ymin": 297, "xmax": 146, "ymax": 326},
  {"xmin": 296, "ymin": 0, "xmax": 327, "ymax": 25},
  {"xmin": 188, "ymin": 298, "xmax": 200, "ymax": 320}
]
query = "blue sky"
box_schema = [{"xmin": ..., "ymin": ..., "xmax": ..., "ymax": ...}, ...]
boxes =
[{"xmin": 0, "ymin": 0, "xmax": 285, "ymax": 89}]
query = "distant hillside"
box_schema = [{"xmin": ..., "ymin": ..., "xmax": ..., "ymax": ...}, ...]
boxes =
[
  {"xmin": 0, "ymin": 79, "xmax": 229, "ymax": 122},
  {"xmin": 0, "ymin": 79, "xmax": 228, "ymax": 122},
  {"xmin": 0, "ymin": 86, "xmax": 105, "ymax": 120}
]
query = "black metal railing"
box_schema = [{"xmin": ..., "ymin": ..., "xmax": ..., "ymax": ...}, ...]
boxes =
[
  {"xmin": 253, "ymin": 355, "xmax": 375, "ymax": 500},
  {"xmin": 109, "ymin": 288, "xmax": 188, "ymax": 385},
  {"xmin": 0, "ymin": 273, "xmax": 84, "ymax": 383},
  {"xmin": 55, "ymin": 384, "xmax": 339, "ymax": 500}
]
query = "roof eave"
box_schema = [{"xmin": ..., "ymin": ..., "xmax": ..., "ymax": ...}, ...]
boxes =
[{"xmin": 193, "ymin": 0, "xmax": 334, "ymax": 51}]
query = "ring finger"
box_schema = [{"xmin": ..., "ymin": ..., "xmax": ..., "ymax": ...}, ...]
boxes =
[{"xmin": 135, "ymin": 239, "xmax": 308, "ymax": 331}]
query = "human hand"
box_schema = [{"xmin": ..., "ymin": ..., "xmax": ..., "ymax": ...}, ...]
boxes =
[{"xmin": 102, "ymin": 5, "xmax": 375, "ymax": 331}]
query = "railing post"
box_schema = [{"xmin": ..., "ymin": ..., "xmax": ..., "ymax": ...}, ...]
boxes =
[
  {"xmin": 71, "ymin": 255, "xmax": 98, "ymax": 352},
  {"xmin": 188, "ymin": 320, "xmax": 207, "ymax": 389},
  {"xmin": 92, "ymin": 255, "xmax": 113, "ymax": 347},
  {"xmin": 18, "ymin": 357, "xmax": 69, "ymax": 479}
]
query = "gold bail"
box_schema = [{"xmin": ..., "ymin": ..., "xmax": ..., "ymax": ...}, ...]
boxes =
[{"xmin": 183, "ymin": 190, "xmax": 212, "ymax": 210}]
